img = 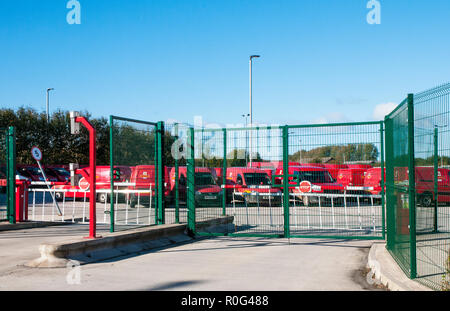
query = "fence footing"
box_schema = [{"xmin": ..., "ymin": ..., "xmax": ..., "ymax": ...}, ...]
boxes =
[{"xmin": 367, "ymin": 243, "xmax": 432, "ymax": 291}]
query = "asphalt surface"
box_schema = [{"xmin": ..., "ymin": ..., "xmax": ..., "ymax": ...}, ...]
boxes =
[{"xmin": 0, "ymin": 225, "xmax": 380, "ymax": 291}]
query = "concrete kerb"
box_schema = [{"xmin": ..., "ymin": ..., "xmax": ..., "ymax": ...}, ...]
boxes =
[
  {"xmin": 367, "ymin": 242, "xmax": 432, "ymax": 291},
  {"xmin": 26, "ymin": 216, "xmax": 234, "ymax": 268}
]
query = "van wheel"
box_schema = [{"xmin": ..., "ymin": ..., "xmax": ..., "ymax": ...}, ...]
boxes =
[
  {"xmin": 98, "ymin": 193, "xmax": 108, "ymax": 203},
  {"xmin": 55, "ymin": 192, "xmax": 63, "ymax": 202},
  {"xmin": 420, "ymin": 194, "xmax": 433, "ymax": 207},
  {"xmin": 302, "ymin": 196, "xmax": 309, "ymax": 206}
]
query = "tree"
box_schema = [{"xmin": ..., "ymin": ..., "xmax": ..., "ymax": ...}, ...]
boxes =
[{"xmin": 0, "ymin": 107, "xmax": 176, "ymax": 167}]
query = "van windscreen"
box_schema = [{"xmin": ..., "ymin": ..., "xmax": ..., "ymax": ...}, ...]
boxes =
[
  {"xmin": 294, "ymin": 170, "xmax": 333, "ymax": 183},
  {"xmin": 195, "ymin": 172, "xmax": 216, "ymax": 186},
  {"xmin": 244, "ymin": 173, "xmax": 271, "ymax": 186},
  {"xmin": 52, "ymin": 168, "xmax": 70, "ymax": 177}
]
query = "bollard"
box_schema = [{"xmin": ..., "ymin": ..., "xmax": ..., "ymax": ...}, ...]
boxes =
[{"xmin": 15, "ymin": 181, "xmax": 29, "ymax": 222}]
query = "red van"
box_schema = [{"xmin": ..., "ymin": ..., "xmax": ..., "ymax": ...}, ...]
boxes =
[
  {"xmin": 225, "ymin": 167, "xmax": 281, "ymax": 206},
  {"xmin": 346, "ymin": 164, "xmax": 373, "ymax": 169},
  {"xmin": 300, "ymin": 163, "xmax": 325, "ymax": 168},
  {"xmin": 364, "ymin": 167, "xmax": 386, "ymax": 195},
  {"xmin": 372, "ymin": 166, "xmax": 450, "ymax": 206},
  {"xmin": 337, "ymin": 168, "xmax": 369, "ymax": 193},
  {"xmin": 169, "ymin": 167, "xmax": 223, "ymax": 207},
  {"xmin": 274, "ymin": 165, "xmax": 344, "ymax": 205},
  {"xmin": 323, "ymin": 164, "xmax": 348, "ymax": 181},
  {"xmin": 248, "ymin": 161, "xmax": 300, "ymax": 169},
  {"xmin": 52, "ymin": 166, "xmax": 132, "ymax": 202},
  {"xmin": 128, "ymin": 165, "xmax": 171, "ymax": 208},
  {"xmin": 415, "ymin": 167, "xmax": 450, "ymax": 207}
]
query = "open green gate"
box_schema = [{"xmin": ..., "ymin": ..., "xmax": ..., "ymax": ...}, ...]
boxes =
[{"xmin": 187, "ymin": 122, "xmax": 385, "ymax": 240}]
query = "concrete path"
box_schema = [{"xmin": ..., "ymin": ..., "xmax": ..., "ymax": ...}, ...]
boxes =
[
  {"xmin": 0, "ymin": 230, "xmax": 382, "ymax": 291},
  {"xmin": 0, "ymin": 224, "xmax": 110, "ymax": 274}
]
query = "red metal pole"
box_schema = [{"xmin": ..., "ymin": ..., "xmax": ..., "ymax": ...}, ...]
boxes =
[{"xmin": 76, "ymin": 116, "xmax": 97, "ymax": 239}]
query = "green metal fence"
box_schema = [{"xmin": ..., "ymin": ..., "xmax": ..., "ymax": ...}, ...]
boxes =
[
  {"xmin": 193, "ymin": 126, "xmax": 285, "ymax": 237},
  {"xmin": 189, "ymin": 123, "xmax": 385, "ymax": 239},
  {"xmin": 287, "ymin": 122, "xmax": 385, "ymax": 239},
  {"xmin": 386, "ymin": 83, "xmax": 450, "ymax": 291},
  {"xmin": 165, "ymin": 122, "xmax": 191, "ymax": 225},
  {"xmin": 413, "ymin": 84, "xmax": 450, "ymax": 290},
  {"xmin": 109, "ymin": 116, "xmax": 164, "ymax": 232},
  {"xmin": 385, "ymin": 96, "xmax": 415, "ymax": 277}
]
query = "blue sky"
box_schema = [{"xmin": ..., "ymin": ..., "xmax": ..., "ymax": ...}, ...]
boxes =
[{"xmin": 1, "ymin": 0, "xmax": 449, "ymax": 127}]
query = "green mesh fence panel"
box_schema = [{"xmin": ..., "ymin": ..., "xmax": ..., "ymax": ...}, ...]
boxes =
[
  {"xmin": 385, "ymin": 97, "xmax": 414, "ymax": 278},
  {"xmin": 413, "ymin": 83, "xmax": 450, "ymax": 290},
  {"xmin": 193, "ymin": 126, "xmax": 285, "ymax": 237},
  {"xmin": 165, "ymin": 122, "xmax": 191, "ymax": 225},
  {"xmin": 109, "ymin": 116, "xmax": 159, "ymax": 232},
  {"xmin": 191, "ymin": 123, "xmax": 384, "ymax": 239},
  {"xmin": 287, "ymin": 122, "xmax": 385, "ymax": 239}
]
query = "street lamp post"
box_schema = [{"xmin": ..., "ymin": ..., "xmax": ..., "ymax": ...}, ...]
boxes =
[
  {"xmin": 249, "ymin": 55, "xmax": 260, "ymax": 165},
  {"xmin": 242, "ymin": 114, "xmax": 250, "ymax": 166},
  {"xmin": 46, "ymin": 88, "xmax": 54, "ymax": 122}
]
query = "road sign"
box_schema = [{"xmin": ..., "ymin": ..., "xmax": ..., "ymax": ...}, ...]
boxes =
[
  {"xmin": 299, "ymin": 181, "xmax": 312, "ymax": 193},
  {"xmin": 31, "ymin": 146, "xmax": 43, "ymax": 162},
  {"xmin": 79, "ymin": 177, "xmax": 90, "ymax": 191}
]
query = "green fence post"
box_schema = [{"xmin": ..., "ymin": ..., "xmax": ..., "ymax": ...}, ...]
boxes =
[
  {"xmin": 154, "ymin": 126, "xmax": 158, "ymax": 225},
  {"xmin": 174, "ymin": 123, "xmax": 179, "ymax": 224},
  {"xmin": 384, "ymin": 115, "xmax": 394, "ymax": 250},
  {"xmin": 156, "ymin": 121, "xmax": 165, "ymax": 225},
  {"xmin": 434, "ymin": 126, "xmax": 438, "ymax": 233},
  {"xmin": 380, "ymin": 121, "xmax": 386, "ymax": 240},
  {"xmin": 187, "ymin": 127, "xmax": 196, "ymax": 235},
  {"xmin": 201, "ymin": 129, "xmax": 204, "ymax": 167},
  {"xmin": 109, "ymin": 116, "xmax": 115, "ymax": 232},
  {"xmin": 407, "ymin": 93, "xmax": 417, "ymax": 279},
  {"xmin": 283, "ymin": 126, "xmax": 290, "ymax": 238},
  {"xmin": 222, "ymin": 128, "xmax": 227, "ymax": 216},
  {"xmin": 6, "ymin": 127, "xmax": 16, "ymax": 224}
]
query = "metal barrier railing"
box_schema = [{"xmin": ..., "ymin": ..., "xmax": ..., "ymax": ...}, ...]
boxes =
[
  {"xmin": 27, "ymin": 186, "xmax": 158, "ymax": 227},
  {"xmin": 220, "ymin": 190, "xmax": 383, "ymax": 237}
]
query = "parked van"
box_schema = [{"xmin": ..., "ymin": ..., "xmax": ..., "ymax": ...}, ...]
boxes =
[
  {"xmin": 128, "ymin": 165, "xmax": 171, "ymax": 208},
  {"xmin": 382, "ymin": 166, "xmax": 450, "ymax": 206},
  {"xmin": 337, "ymin": 168, "xmax": 369, "ymax": 193},
  {"xmin": 364, "ymin": 167, "xmax": 386, "ymax": 195},
  {"xmin": 225, "ymin": 167, "xmax": 281, "ymax": 206},
  {"xmin": 415, "ymin": 167, "xmax": 450, "ymax": 207},
  {"xmin": 52, "ymin": 166, "xmax": 132, "ymax": 202},
  {"xmin": 274, "ymin": 165, "xmax": 344, "ymax": 205},
  {"xmin": 169, "ymin": 166, "xmax": 223, "ymax": 207},
  {"xmin": 323, "ymin": 164, "xmax": 348, "ymax": 181}
]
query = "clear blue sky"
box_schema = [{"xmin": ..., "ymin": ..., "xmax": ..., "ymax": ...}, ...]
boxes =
[{"xmin": 1, "ymin": 0, "xmax": 449, "ymax": 127}]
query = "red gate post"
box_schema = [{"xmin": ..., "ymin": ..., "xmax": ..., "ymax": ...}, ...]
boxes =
[{"xmin": 71, "ymin": 112, "xmax": 99, "ymax": 239}]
